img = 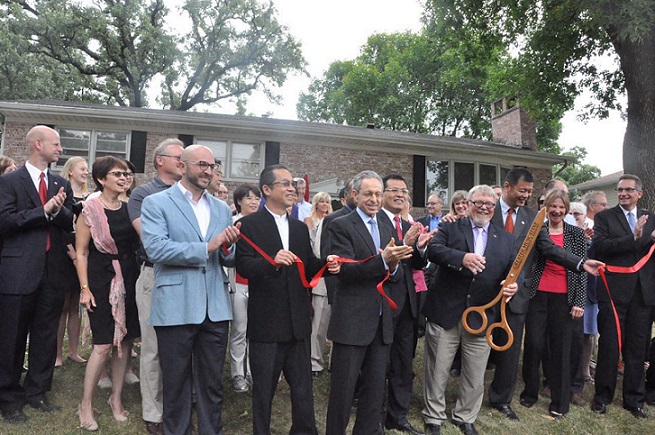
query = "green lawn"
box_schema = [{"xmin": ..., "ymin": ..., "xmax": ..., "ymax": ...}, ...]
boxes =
[{"xmin": 2, "ymin": 338, "xmax": 654, "ymax": 434}]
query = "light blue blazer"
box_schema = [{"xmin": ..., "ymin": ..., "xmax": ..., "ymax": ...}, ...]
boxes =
[{"xmin": 140, "ymin": 183, "xmax": 234, "ymax": 327}]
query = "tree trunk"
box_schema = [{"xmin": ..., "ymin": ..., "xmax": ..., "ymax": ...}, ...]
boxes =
[{"xmin": 613, "ymin": 27, "xmax": 655, "ymax": 209}]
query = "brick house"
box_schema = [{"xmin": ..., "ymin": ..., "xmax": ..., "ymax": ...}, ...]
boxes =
[{"xmin": 0, "ymin": 99, "xmax": 565, "ymax": 212}]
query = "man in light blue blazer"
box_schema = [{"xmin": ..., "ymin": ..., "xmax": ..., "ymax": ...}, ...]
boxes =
[{"xmin": 141, "ymin": 145, "xmax": 240, "ymax": 435}]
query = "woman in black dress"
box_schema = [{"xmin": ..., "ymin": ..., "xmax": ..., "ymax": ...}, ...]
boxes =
[{"xmin": 76, "ymin": 156, "xmax": 139, "ymax": 431}]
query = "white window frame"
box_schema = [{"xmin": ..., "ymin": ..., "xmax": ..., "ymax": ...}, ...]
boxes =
[
  {"xmin": 54, "ymin": 127, "xmax": 131, "ymax": 169},
  {"xmin": 195, "ymin": 138, "xmax": 265, "ymax": 181},
  {"xmin": 426, "ymin": 159, "xmax": 507, "ymax": 202}
]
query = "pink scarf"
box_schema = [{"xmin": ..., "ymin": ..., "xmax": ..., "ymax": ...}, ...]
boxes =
[{"xmin": 82, "ymin": 198, "xmax": 127, "ymax": 356}]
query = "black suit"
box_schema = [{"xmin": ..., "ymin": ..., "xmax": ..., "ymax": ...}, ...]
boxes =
[
  {"xmin": 379, "ymin": 211, "xmax": 424, "ymax": 427},
  {"xmin": 326, "ymin": 209, "xmax": 403, "ymax": 434},
  {"xmin": 592, "ymin": 205, "xmax": 655, "ymax": 408},
  {"xmin": 487, "ymin": 200, "xmax": 581, "ymax": 407},
  {"xmin": 236, "ymin": 209, "xmax": 324, "ymax": 434},
  {"xmin": 0, "ymin": 166, "xmax": 73, "ymax": 412},
  {"xmin": 320, "ymin": 205, "xmax": 354, "ymax": 304}
]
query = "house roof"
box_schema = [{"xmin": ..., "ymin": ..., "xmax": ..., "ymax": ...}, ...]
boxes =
[
  {"xmin": 572, "ymin": 170, "xmax": 623, "ymax": 190},
  {"xmin": 0, "ymin": 100, "xmax": 568, "ymax": 168}
]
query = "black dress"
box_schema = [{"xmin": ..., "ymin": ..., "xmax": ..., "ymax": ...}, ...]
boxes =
[{"xmin": 87, "ymin": 202, "xmax": 140, "ymax": 345}]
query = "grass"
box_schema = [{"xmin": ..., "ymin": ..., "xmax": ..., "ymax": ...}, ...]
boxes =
[{"xmin": 2, "ymin": 337, "xmax": 655, "ymax": 434}]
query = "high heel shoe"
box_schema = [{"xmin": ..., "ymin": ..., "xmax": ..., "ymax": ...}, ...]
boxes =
[
  {"xmin": 107, "ymin": 396, "xmax": 129, "ymax": 422},
  {"xmin": 77, "ymin": 405, "xmax": 98, "ymax": 431}
]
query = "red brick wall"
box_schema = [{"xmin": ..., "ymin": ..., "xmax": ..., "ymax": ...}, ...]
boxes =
[{"xmin": 2, "ymin": 122, "xmax": 33, "ymax": 165}]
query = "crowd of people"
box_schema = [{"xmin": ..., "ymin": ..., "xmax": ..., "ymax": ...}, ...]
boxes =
[{"xmin": 1, "ymin": 127, "xmax": 655, "ymax": 435}]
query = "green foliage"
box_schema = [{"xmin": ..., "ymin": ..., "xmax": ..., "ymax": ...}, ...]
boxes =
[
  {"xmin": 1, "ymin": 0, "xmax": 306, "ymax": 110},
  {"xmin": 555, "ymin": 146, "xmax": 602, "ymax": 187}
]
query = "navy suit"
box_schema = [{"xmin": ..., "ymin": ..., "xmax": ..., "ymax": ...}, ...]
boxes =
[
  {"xmin": 592, "ymin": 205, "xmax": 655, "ymax": 409},
  {"xmin": 0, "ymin": 166, "xmax": 73, "ymax": 412}
]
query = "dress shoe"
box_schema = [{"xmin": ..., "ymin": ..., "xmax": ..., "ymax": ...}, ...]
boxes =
[
  {"xmin": 457, "ymin": 422, "xmax": 479, "ymax": 435},
  {"xmin": 493, "ymin": 404, "xmax": 519, "ymax": 420},
  {"xmin": 591, "ymin": 401, "xmax": 606, "ymax": 414},
  {"xmin": 2, "ymin": 408, "xmax": 27, "ymax": 423},
  {"xmin": 624, "ymin": 406, "xmax": 647, "ymax": 419},
  {"xmin": 424, "ymin": 423, "xmax": 440, "ymax": 435},
  {"xmin": 28, "ymin": 398, "xmax": 60, "ymax": 412},
  {"xmin": 519, "ymin": 398, "xmax": 535, "ymax": 408},
  {"xmin": 384, "ymin": 420, "xmax": 425, "ymax": 435},
  {"xmin": 549, "ymin": 410, "xmax": 564, "ymax": 420},
  {"xmin": 145, "ymin": 420, "xmax": 165, "ymax": 435},
  {"xmin": 571, "ymin": 392, "xmax": 586, "ymax": 406}
]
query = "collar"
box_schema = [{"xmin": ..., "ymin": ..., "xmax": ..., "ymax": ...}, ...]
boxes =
[
  {"xmin": 356, "ymin": 207, "xmax": 377, "ymax": 224},
  {"xmin": 620, "ymin": 205, "xmax": 637, "ymax": 216},
  {"xmin": 264, "ymin": 205, "xmax": 288, "ymax": 221},
  {"xmin": 25, "ymin": 161, "xmax": 46, "ymax": 182},
  {"xmin": 470, "ymin": 219, "xmax": 490, "ymax": 233},
  {"xmin": 381, "ymin": 207, "xmax": 398, "ymax": 224},
  {"xmin": 499, "ymin": 197, "xmax": 516, "ymax": 215},
  {"xmin": 176, "ymin": 181, "xmax": 210, "ymax": 204}
]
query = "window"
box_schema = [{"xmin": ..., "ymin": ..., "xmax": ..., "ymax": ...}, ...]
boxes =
[
  {"xmin": 197, "ymin": 138, "xmax": 264, "ymax": 180},
  {"xmin": 56, "ymin": 128, "xmax": 130, "ymax": 167},
  {"xmin": 426, "ymin": 160, "xmax": 508, "ymax": 201}
]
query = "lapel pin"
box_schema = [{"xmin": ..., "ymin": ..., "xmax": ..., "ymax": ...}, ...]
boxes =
[
  {"xmin": 493, "ymin": 234, "xmax": 497, "ymax": 238},
  {"xmin": 521, "ymin": 221, "xmax": 525, "ymax": 225}
]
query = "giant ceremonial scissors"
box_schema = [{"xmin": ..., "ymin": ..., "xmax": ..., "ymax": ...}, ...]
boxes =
[{"xmin": 462, "ymin": 207, "xmax": 547, "ymax": 351}]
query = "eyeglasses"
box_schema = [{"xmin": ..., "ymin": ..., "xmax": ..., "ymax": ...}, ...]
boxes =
[
  {"xmin": 185, "ymin": 161, "xmax": 218, "ymax": 171},
  {"xmin": 469, "ymin": 200, "xmax": 496, "ymax": 209},
  {"xmin": 271, "ymin": 180, "xmax": 294, "ymax": 188},
  {"xmin": 570, "ymin": 212, "xmax": 583, "ymax": 216},
  {"xmin": 427, "ymin": 202, "xmax": 440, "ymax": 206},
  {"xmin": 108, "ymin": 171, "xmax": 133, "ymax": 178},
  {"xmin": 384, "ymin": 188, "xmax": 409, "ymax": 195},
  {"xmin": 359, "ymin": 191, "xmax": 383, "ymax": 199},
  {"xmin": 160, "ymin": 154, "xmax": 181, "ymax": 160},
  {"xmin": 615, "ymin": 187, "xmax": 638, "ymax": 193}
]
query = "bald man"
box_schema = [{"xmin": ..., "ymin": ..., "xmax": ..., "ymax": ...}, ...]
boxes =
[
  {"xmin": 141, "ymin": 145, "xmax": 241, "ymax": 434},
  {"xmin": 0, "ymin": 126, "xmax": 74, "ymax": 423}
]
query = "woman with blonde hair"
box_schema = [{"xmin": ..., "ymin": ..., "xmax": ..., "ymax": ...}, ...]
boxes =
[
  {"xmin": 56, "ymin": 157, "xmax": 90, "ymax": 366},
  {"xmin": 0, "ymin": 155, "xmax": 17, "ymax": 174},
  {"xmin": 448, "ymin": 190, "xmax": 469, "ymax": 218},
  {"xmin": 304, "ymin": 191, "xmax": 333, "ymax": 232}
]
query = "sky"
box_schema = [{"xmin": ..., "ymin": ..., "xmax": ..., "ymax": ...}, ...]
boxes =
[{"xmin": 214, "ymin": 0, "xmax": 626, "ymax": 176}]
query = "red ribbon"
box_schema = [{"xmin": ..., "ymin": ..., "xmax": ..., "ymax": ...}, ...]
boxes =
[
  {"xmin": 238, "ymin": 232, "xmax": 397, "ymax": 309},
  {"xmin": 597, "ymin": 242, "xmax": 655, "ymax": 355}
]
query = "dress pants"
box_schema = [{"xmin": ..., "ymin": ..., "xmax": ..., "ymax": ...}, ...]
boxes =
[
  {"xmin": 229, "ymin": 282, "xmax": 250, "ymax": 379},
  {"xmin": 488, "ymin": 308, "xmax": 526, "ymax": 406},
  {"xmin": 155, "ymin": 317, "xmax": 229, "ymax": 435},
  {"xmin": 386, "ymin": 295, "xmax": 416, "ymax": 425},
  {"xmin": 521, "ymin": 292, "xmax": 574, "ymax": 415},
  {"xmin": 310, "ymin": 289, "xmax": 331, "ymax": 372},
  {"xmin": 135, "ymin": 264, "xmax": 163, "ymax": 423},
  {"xmin": 327, "ymin": 319, "xmax": 390, "ymax": 435},
  {"xmin": 594, "ymin": 294, "xmax": 653, "ymax": 408},
  {"xmin": 0, "ymin": 264, "xmax": 64, "ymax": 412},
  {"xmin": 249, "ymin": 336, "xmax": 317, "ymax": 435},
  {"xmin": 422, "ymin": 321, "xmax": 490, "ymax": 426}
]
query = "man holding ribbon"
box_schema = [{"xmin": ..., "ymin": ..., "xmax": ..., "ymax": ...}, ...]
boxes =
[
  {"xmin": 590, "ymin": 174, "xmax": 655, "ymax": 418},
  {"xmin": 236, "ymin": 164, "xmax": 339, "ymax": 434},
  {"xmin": 325, "ymin": 170, "xmax": 414, "ymax": 434}
]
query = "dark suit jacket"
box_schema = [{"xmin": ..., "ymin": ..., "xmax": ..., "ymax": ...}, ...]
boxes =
[
  {"xmin": 0, "ymin": 166, "xmax": 74, "ymax": 295},
  {"xmin": 236, "ymin": 209, "xmax": 324, "ymax": 342},
  {"xmin": 491, "ymin": 202, "xmax": 581, "ymax": 314},
  {"xmin": 327, "ymin": 209, "xmax": 402, "ymax": 346},
  {"xmin": 320, "ymin": 205, "xmax": 354, "ymax": 303},
  {"xmin": 592, "ymin": 205, "xmax": 655, "ymax": 306},
  {"xmin": 378, "ymin": 212, "xmax": 424, "ymax": 318},
  {"xmin": 423, "ymin": 217, "xmax": 515, "ymax": 331}
]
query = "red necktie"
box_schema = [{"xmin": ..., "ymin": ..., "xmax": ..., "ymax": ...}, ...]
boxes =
[
  {"xmin": 39, "ymin": 172, "xmax": 51, "ymax": 251},
  {"xmin": 504, "ymin": 208, "xmax": 514, "ymax": 235},
  {"xmin": 394, "ymin": 216, "xmax": 403, "ymax": 242}
]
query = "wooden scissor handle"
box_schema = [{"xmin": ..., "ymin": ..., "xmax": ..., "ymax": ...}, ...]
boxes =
[
  {"xmin": 485, "ymin": 297, "xmax": 514, "ymax": 351},
  {"xmin": 462, "ymin": 289, "xmax": 502, "ymax": 335}
]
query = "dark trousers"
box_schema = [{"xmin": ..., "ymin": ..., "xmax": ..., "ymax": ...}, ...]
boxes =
[
  {"xmin": 645, "ymin": 335, "xmax": 655, "ymax": 401},
  {"xmin": 386, "ymin": 296, "xmax": 416, "ymax": 425},
  {"xmin": 488, "ymin": 308, "xmax": 526, "ymax": 406},
  {"xmin": 0, "ymin": 268, "xmax": 63, "ymax": 412},
  {"xmin": 155, "ymin": 318, "xmax": 229, "ymax": 435},
  {"xmin": 249, "ymin": 336, "xmax": 317, "ymax": 435},
  {"xmin": 521, "ymin": 292, "xmax": 575, "ymax": 415},
  {"xmin": 327, "ymin": 319, "xmax": 390, "ymax": 435},
  {"xmin": 594, "ymin": 295, "xmax": 653, "ymax": 408},
  {"xmin": 570, "ymin": 314, "xmax": 585, "ymax": 394}
]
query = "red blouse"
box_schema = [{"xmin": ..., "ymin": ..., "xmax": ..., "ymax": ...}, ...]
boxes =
[{"xmin": 537, "ymin": 232, "xmax": 567, "ymax": 294}]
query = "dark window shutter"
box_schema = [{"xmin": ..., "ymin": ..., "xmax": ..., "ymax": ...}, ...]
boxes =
[
  {"xmin": 413, "ymin": 155, "xmax": 426, "ymax": 207},
  {"xmin": 265, "ymin": 141, "xmax": 280, "ymax": 167},
  {"xmin": 129, "ymin": 131, "xmax": 147, "ymax": 173},
  {"xmin": 178, "ymin": 134, "xmax": 194, "ymax": 147}
]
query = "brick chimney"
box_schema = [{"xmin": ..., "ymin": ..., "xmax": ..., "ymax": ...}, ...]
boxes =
[{"xmin": 491, "ymin": 97, "xmax": 537, "ymax": 151}]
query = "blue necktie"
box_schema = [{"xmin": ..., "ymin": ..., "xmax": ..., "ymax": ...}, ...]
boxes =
[
  {"xmin": 628, "ymin": 211, "xmax": 636, "ymax": 232},
  {"xmin": 369, "ymin": 218, "xmax": 381, "ymax": 251}
]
